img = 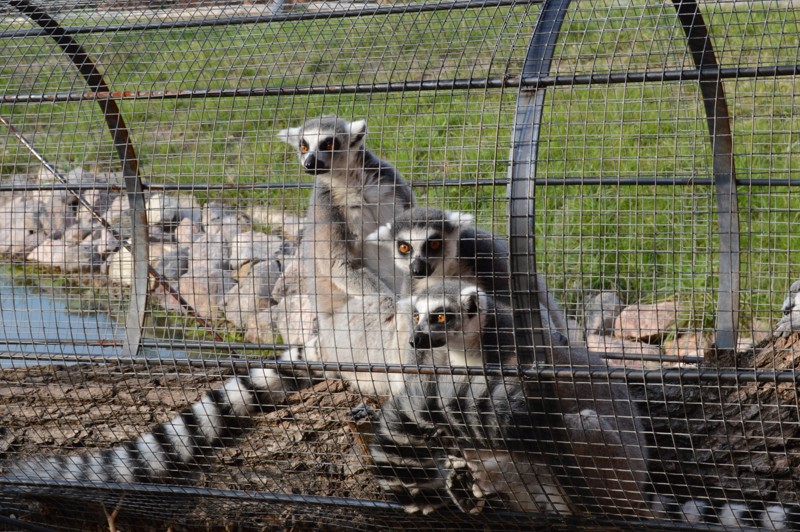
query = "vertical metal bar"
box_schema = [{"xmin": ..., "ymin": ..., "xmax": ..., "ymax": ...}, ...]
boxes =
[
  {"xmin": 509, "ymin": 0, "xmax": 598, "ymax": 515},
  {"xmin": 9, "ymin": 0, "xmax": 149, "ymax": 356},
  {"xmin": 671, "ymin": 0, "xmax": 739, "ymax": 364},
  {"xmin": 509, "ymin": 0, "xmax": 571, "ymax": 364}
]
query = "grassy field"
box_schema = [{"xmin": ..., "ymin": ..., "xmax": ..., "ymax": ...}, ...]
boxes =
[{"xmin": 1, "ymin": 1, "xmax": 799, "ymax": 335}]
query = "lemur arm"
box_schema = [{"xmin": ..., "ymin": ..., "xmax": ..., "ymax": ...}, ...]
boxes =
[{"xmin": 304, "ymin": 193, "xmax": 392, "ymax": 305}]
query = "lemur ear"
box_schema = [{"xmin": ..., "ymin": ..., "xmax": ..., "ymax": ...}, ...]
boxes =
[
  {"xmin": 365, "ymin": 223, "xmax": 392, "ymax": 242},
  {"xmin": 277, "ymin": 126, "xmax": 301, "ymax": 145},
  {"xmin": 446, "ymin": 210, "xmax": 475, "ymax": 228},
  {"xmin": 348, "ymin": 120, "xmax": 368, "ymax": 146},
  {"xmin": 460, "ymin": 285, "xmax": 483, "ymax": 317},
  {"xmin": 791, "ymin": 280, "xmax": 800, "ymax": 294}
]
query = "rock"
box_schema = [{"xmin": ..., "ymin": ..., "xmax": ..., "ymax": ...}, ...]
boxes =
[
  {"xmin": 103, "ymin": 194, "xmax": 130, "ymax": 226},
  {"xmin": 613, "ymin": 301, "xmax": 680, "ymax": 342},
  {"xmin": 102, "ymin": 195, "xmax": 133, "ymax": 239},
  {"xmin": 178, "ymin": 265, "xmax": 235, "ymax": 320},
  {"xmin": 35, "ymin": 165, "xmax": 62, "ymax": 183},
  {"xmin": 32, "ymin": 189, "xmax": 74, "ymax": 237},
  {"xmin": 149, "ymin": 243, "xmax": 189, "ymax": 281},
  {"xmin": 271, "ymin": 254, "xmax": 303, "ymax": 301},
  {"xmin": 250, "ymin": 205, "xmax": 304, "ymax": 242},
  {"xmin": 0, "ymin": 226, "xmax": 43, "ymax": 255},
  {"xmin": 661, "ymin": 332, "xmax": 711, "ymax": 364},
  {"xmin": 146, "ymin": 193, "xmax": 181, "ymax": 226},
  {"xmin": 244, "ymin": 308, "xmax": 279, "ymax": 344},
  {"xmin": 0, "ymin": 197, "xmax": 45, "ymax": 255},
  {"xmin": 149, "ymin": 283, "xmax": 185, "ymax": 313},
  {"xmin": 175, "ymin": 217, "xmax": 204, "ymax": 246},
  {"xmin": 88, "ymin": 228, "xmax": 121, "ymax": 257},
  {"xmin": 229, "ymin": 231, "xmax": 283, "ymax": 270},
  {"xmin": 147, "ymin": 225, "xmax": 172, "ymax": 242},
  {"xmin": 146, "ymin": 193, "xmax": 201, "ymax": 229},
  {"xmin": 189, "ymin": 231, "xmax": 230, "ymax": 272},
  {"xmin": 62, "ymin": 224, "xmax": 95, "ymax": 244},
  {"xmin": 104, "ymin": 247, "xmax": 133, "ymax": 286},
  {"xmin": 203, "ymin": 202, "xmax": 251, "ymax": 241},
  {"xmin": 585, "ymin": 334, "xmax": 662, "ymax": 369},
  {"xmin": 0, "ymin": 175, "xmax": 29, "ymax": 205},
  {"xmin": 583, "ymin": 291, "xmax": 625, "ymax": 336},
  {"xmin": 225, "ymin": 260, "xmax": 282, "ymax": 329},
  {"xmin": 75, "ymin": 189, "xmax": 116, "ymax": 229},
  {"xmin": 26, "ymin": 236, "xmax": 102, "ymax": 272},
  {"xmin": 174, "ymin": 194, "xmax": 203, "ymax": 225},
  {"xmin": 1, "ymin": 190, "xmax": 74, "ymax": 240}
]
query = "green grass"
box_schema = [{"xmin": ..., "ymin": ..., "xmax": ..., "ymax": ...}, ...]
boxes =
[{"xmin": 1, "ymin": 1, "xmax": 800, "ymax": 335}]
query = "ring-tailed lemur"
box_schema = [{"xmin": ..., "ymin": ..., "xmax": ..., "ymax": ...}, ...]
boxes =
[
  {"xmin": 278, "ymin": 115, "xmax": 415, "ymax": 310},
  {"xmin": 365, "ymin": 206, "xmax": 569, "ymax": 337},
  {"xmin": 240, "ymin": 116, "xmax": 418, "ymax": 405},
  {"xmin": 260, "ymin": 115, "xmax": 418, "ymax": 399},
  {"xmin": 369, "ymin": 281, "xmax": 800, "ymax": 528},
  {"xmin": 1, "ymin": 296, "xmax": 417, "ymax": 485},
  {"xmin": 369, "ymin": 279, "xmax": 654, "ymax": 519}
]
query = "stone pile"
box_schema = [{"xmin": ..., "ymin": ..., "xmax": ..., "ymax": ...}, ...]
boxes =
[
  {"xmin": 0, "ymin": 168, "xmax": 301, "ymax": 345},
  {"xmin": 580, "ymin": 290, "xmax": 768, "ymax": 368}
]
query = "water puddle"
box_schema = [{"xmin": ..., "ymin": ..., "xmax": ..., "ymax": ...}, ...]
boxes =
[{"xmin": 0, "ymin": 270, "xmax": 184, "ymax": 367}]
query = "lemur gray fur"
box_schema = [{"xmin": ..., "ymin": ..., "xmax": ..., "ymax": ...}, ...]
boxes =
[{"xmin": 365, "ymin": 206, "xmax": 569, "ymax": 337}]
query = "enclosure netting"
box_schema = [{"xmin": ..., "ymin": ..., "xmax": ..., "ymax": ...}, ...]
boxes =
[{"xmin": 1, "ymin": 0, "xmax": 800, "ymax": 530}]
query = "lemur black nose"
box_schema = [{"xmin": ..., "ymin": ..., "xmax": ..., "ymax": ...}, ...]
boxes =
[
  {"xmin": 410, "ymin": 259, "xmax": 432, "ymax": 278},
  {"xmin": 303, "ymin": 154, "xmax": 318, "ymax": 170},
  {"xmin": 410, "ymin": 332, "xmax": 431, "ymax": 349}
]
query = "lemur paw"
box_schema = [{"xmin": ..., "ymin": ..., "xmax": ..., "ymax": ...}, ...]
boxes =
[
  {"xmin": 350, "ymin": 403, "xmax": 377, "ymax": 422},
  {"xmin": 444, "ymin": 458, "xmax": 486, "ymax": 515},
  {"xmin": 403, "ymin": 488, "xmax": 445, "ymax": 515}
]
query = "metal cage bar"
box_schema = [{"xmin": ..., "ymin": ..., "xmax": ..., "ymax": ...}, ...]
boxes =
[{"xmin": 7, "ymin": 0, "xmax": 148, "ymax": 357}]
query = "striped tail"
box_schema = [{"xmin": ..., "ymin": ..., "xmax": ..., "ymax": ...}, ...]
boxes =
[
  {"xmin": 654, "ymin": 495, "xmax": 800, "ymax": 530},
  {"xmin": 3, "ymin": 364, "xmax": 296, "ymax": 485}
]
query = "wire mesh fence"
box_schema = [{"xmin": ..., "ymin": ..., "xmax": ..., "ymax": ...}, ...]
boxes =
[{"xmin": 1, "ymin": 0, "xmax": 800, "ymax": 530}]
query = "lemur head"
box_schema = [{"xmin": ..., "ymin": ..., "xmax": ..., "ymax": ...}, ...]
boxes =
[
  {"xmin": 366, "ymin": 207, "xmax": 475, "ymax": 280},
  {"xmin": 277, "ymin": 115, "xmax": 367, "ymax": 175},
  {"xmin": 408, "ymin": 280, "xmax": 498, "ymax": 365}
]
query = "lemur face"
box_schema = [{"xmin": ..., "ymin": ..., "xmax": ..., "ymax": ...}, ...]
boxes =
[
  {"xmin": 409, "ymin": 282, "xmax": 484, "ymax": 351},
  {"xmin": 278, "ymin": 116, "xmax": 366, "ymax": 175},
  {"xmin": 366, "ymin": 208, "xmax": 474, "ymax": 281},
  {"xmin": 395, "ymin": 225, "xmax": 445, "ymax": 280}
]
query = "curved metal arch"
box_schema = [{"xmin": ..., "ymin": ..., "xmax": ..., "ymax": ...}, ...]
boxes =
[
  {"xmin": 509, "ymin": 0, "xmax": 739, "ymax": 367},
  {"xmin": 8, "ymin": 1, "xmax": 251, "ymax": 356},
  {"xmin": 10, "ymin": 0, "xmax": 149, "ymax": 356},
  {"xmin": 508, "ymin": 0, "xmax": 571, "ymax": 365},
  {"xmin": 671, "ymin": 0, "xmax": 739, "ymax": 363}
]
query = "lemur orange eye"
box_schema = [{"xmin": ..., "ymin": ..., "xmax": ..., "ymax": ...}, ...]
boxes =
[
  {"xmin": 398, "ymin": 242, "xmax": 411, "ymax": 254},
  {"xmin": 437, "ymin": 314, "xmax": 446, "ymax": 323},
  {"xmin": 322, "ymin": 141, "xmax": 334, "ymax": 151},
  {"xmin": 300, "ymin": 144, "xmax": 309, "ymax": 153},
  {"xmin": 429, "ymin": 240, "xmax": 442, "ymax": 251},
  {"xmin": 413, "ymin": 314, "xmax": 420, "ymax": 324}
]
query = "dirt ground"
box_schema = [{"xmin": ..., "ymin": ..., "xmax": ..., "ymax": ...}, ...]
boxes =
[
  {"xmin": 2, "ymin": 334, "xmax": 800, "ymax": 531},
  {"xmin": 0, "ymin": 361, "xmax": 392, "ymax": 530}
]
